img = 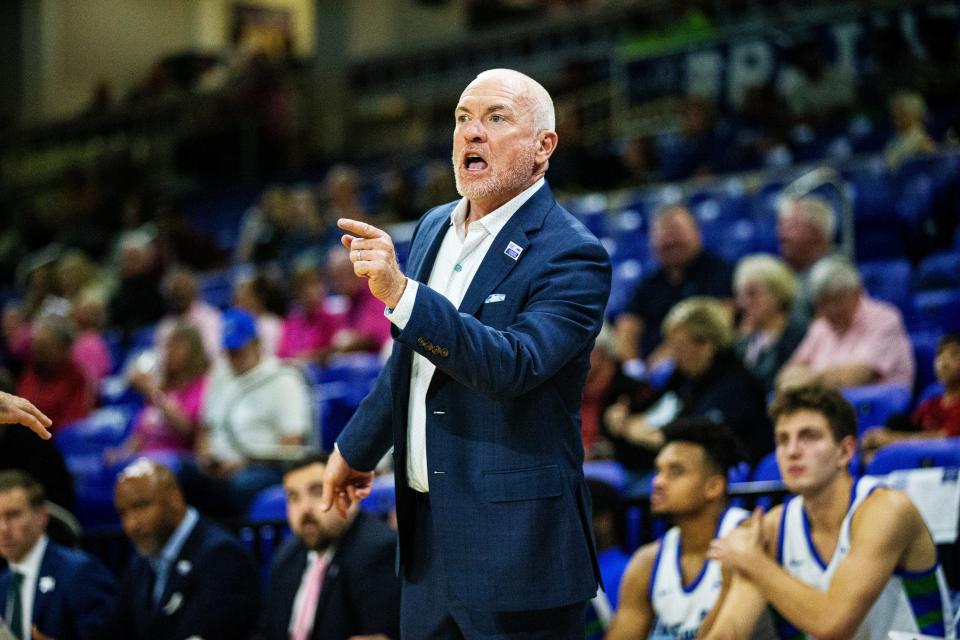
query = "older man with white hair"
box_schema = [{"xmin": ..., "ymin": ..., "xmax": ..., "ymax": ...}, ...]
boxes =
[
  {"xmin": 776, "ymin": 194, "xmax": 837, "ymax": 321},
  {"xmin": 320, "ymin": 68, "xmax": 611, "ymax": 637},
  {"xmin": 777, "ymin": 256, "xmax": 914, "ymax": 390}
]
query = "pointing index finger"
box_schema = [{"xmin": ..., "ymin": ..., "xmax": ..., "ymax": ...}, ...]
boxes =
[{"xmin": 338, "ymin": 218, "xmax": 386, "ymax": 239}]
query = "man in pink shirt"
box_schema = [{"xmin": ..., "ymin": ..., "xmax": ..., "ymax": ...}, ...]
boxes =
[{"xmin": 778, "ymin": 256, "xmax": 914, "ymax": 390}]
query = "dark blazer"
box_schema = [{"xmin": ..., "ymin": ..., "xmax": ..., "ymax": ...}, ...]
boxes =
[
  {"xmin": 0, "ymin": 540, "xmax": 116, "ymax": 640},
  {"xmin": 337, "ymin": 183, "xmax": 612, "ymax": 612},
  {"xmin": 104, "ymin": 515, "xmax": 259, "ymax": 640},
  {"xmin": 259, "ymin": 511, "xmax": 400, "ymax": 640}
]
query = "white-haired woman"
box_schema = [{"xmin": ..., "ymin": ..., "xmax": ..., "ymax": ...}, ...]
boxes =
[{"xmin": 733, "ymin": 254, "xmax": 807, "ymax": 392}]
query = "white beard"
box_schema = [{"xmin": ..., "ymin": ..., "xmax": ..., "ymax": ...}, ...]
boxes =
[{"xmin": 452, "ymin": 140, "xmax": 538, "ymax": 203}]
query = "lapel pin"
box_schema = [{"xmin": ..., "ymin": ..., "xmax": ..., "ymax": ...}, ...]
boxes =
[
  {"xmin": 504, "ymin": 242, "xmax": 523, "ymax": 261},
  {"xmin": 163, "ymin": 592, "xmax": 183, "ymax": 615},
  {"xmin": 38, "ymin": 577, "xmax": 55, "ymax": 593}
]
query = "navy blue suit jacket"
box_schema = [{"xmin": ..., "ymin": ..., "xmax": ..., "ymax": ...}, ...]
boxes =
[
  {"xmin": 0, "ymin": 540, "xmax": 116, "ymax": 640},
  {"xmin": 259, "ymin": 511, "xmax": 400, "ymax": 640},
  {"xmin": 104, "ymin": 516, "xmax": 259, "ymax": 640},
  {"xmin": 337, "ymin": 183, "xmax": 612, "ymax": 612}
]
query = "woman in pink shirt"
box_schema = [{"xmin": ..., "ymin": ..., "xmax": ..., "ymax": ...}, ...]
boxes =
[
  {"xmin": 106, "ymin": 324, "xmax": 209, "ymax": 461},
  {"xmin": 277, "ymin": 264, "xmax": 342, "ymax": 361}
]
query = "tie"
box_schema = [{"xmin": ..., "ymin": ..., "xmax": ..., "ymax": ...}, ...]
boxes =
[
  {"xmin": 290, "ymin": 554, "xmax": 328, "ymax": 640},
  {"xmin": 6, "ymin": 570, "xmax": 24, "ymax": 640}
]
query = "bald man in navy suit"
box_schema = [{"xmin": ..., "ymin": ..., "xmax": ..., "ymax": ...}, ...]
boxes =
[{"xmin": 321, "ymin": 69, "xmax": 612, "ymax": 638}]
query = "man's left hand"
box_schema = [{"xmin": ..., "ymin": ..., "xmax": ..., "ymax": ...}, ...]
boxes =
[
  {"xmin": 708, "ymin": 507, "xmax": 766, "ymax": 574},
  {"xmin": 338, "ymin": 218, "xmax": 407, "ymax": 309}
]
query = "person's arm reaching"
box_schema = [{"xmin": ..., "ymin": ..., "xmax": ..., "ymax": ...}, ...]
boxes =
[{"xmin": 0, "ymin": 391, "xmax": 52, "ymax": 439}]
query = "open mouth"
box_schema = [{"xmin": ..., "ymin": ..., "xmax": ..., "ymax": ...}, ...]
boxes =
[{"xmin": 463, "ymin": 153, "xmax": 488, "ymax": 173}]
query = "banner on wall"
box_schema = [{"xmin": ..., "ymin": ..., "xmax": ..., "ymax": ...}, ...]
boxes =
[{"xmin": 622, "ymin": 2, "xmax": 960, "ymax": 111}]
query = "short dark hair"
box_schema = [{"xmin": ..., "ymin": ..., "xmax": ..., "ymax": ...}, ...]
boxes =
[
  {"xmin": 938, "ymin": 333, "xmax": 960, "ymax": 353},
  {"xmin": 283, "ymin": 450, "xmax": 330, "ymax": 478},
  {"xmin": 661, "ymin": 417, "xmax": 747, "ymax": 477},
  {"xmin": 768, "ymin": 385, "xmax": 857, "ymax": 442},
  {"xmin": 0, "ymin": 470, "xmax": 45, "ymax": 508}
]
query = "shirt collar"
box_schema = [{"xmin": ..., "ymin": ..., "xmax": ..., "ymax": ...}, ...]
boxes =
[
  {"xmin": 448, "ymin": 178, "xmax": 545, "ymax": 241},
  {"xmin": 10, "ymin": 535, "xmax": 47, "ymax": 578},
  {"xmin": 153, "ymin": 507, "xmax": 199, "ymax": 565}
]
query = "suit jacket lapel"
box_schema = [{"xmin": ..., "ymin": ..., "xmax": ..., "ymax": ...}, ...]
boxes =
[
  {"xmin": 32, "ymin": 544, "xmax": 54, "ymax": 624},
  {"xmin": 410, "ymin": 208, "xmax": 453, "ymax": 283},
  {"xmin": 457, "ymin": 183, "xmax": 554, "ymax": 317}
]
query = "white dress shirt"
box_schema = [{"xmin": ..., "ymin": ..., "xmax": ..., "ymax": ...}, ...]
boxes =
[
  {"xmin": 7, "ymin": 535, "xmax": 48, "ymax": 640},
  {"xmin": 386, "ymin": 178, "xmax": 545, "ymax": 491}
]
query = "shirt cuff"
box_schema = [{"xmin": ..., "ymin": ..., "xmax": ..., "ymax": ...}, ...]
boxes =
[{"xmin": 384, "ymin": 279, "xmax": 418, "ymax": 330}]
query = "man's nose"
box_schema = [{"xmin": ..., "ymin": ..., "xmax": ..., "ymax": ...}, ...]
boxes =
[{"xmin": 462, "ymin": 119, "xmax": 486, "ymax": 142}]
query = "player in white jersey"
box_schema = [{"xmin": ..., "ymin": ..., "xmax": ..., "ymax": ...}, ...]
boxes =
[
  {"xmin": 704, "ymin": 385, "xmax": 954, "ymax": 640},
  {"xmin": 606, "ymin": 418, "xmax": 753, "ymax": 640}
]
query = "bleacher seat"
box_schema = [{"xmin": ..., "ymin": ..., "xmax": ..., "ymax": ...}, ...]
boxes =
[
  {"xmin": 859, "ymin": 258, "xmax": 912, "ymax": 315},
  {"xmin": 751, "ymin": 452, "xmax": 781, "ymax": 482},
  {"xmin": 917, "ymin": 382, "xmax": 946, "ymax": 408},
  {"xmin": 605, "ymin": 259, "xmax": 644, "ymax": 319},
  {"xmin": 912, "ymin": 331, "xmax": 944, "ymax": 401},
  {"xmin": 841, "ymin": 384, "xmax": 912, "ymax": 436},
  {"xmin": 247, "ymin": 484, "xmax": 287, "ymax": 522},
  {"xmin": 911, "ymin": 289, "xmax": 960, "ymax": 333},
  {"xmin": 583, "ymin": 460, "xmax": 628, "ymax": 494},
  {"xmin": 866, "ymin": 439, "xmax": 960, "ymax": 475},
  {"xmin": 914, "ymin": 252, "xmax": 960, "ymax": 291},
  {"xmin": 361, "ymin": 474, "xmax": 396, "ymax": 516}
]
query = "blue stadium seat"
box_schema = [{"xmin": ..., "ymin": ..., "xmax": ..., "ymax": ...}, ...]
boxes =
[
  {"xmin": 751, "ymin": 452, "xmax": 781, "ymax": 482},
  {"xmin": 583, "ymin": 460, "xmax": 628, "ymax": 494},
  {"xmin": 914, "ymin": 252, "xmax": 960, "ymax": 291},
  {"xmin": 911, "ymin": 289, "xmax": 960, "ymax": 333},
  {"xmin": 866, "ymin": 439, "xmax": 960, "ymax": 475},
  {"xmin": 606, "ymin": 259, "xmax": 644, "ymax": 319},
  {"xmin": 247, "ymin": 484, "xmax": 288, "ymax": 522},
  {"xmin": 859, "ymin": 258, "xmax": 912, "ymax": 316},
  {"xmin": 841, "ymin": 384, "xmax": 912, "ymax": 436},
  {"xmin": 917, "ymin": 382, "xmax": 946, "ymax": 408},
  {"xmin": 361, "ymin": 474, "xmax": 396, "ymax": 516},
  {"xmin": 912, "ymin": 331, "xmax": 944, "ymax": 401},
  {"xmin": 198, "ymin": 269, "xmax": 236, "ymax": 310}
]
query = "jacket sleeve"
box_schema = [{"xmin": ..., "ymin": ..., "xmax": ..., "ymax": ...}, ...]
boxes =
[{"xmin": 395, "ymin": 239, "xmax": 610, "ymax": 399}]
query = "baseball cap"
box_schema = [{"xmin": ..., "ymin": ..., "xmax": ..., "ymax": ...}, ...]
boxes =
[{"xmin": 222, "ymin": 308, "xmax": 258, "ymax": 350}]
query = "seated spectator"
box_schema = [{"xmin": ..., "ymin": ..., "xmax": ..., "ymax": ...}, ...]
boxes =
[
  {"xmin": 659, "ymin": 95, "xmax": 729, "ymax": 181},
  {"xmin": 259, "ymin": 452, "xmax": 400, "ymax": 640},
  {"xmin": 233, "ymin": 271, "xmax": 285, "ymax": 357},
  {"xmin": 778, "ymin": 257, "xmax": 914, "ymax": 390},
  {"xmin": 884, "ymin": 91, "xmax": 936, "ymax": 170},
  {"xmin": 55, "ymin": 249, "xmax": 107, "ymax": 302},
  {"xmin": 277, "ymin": 264, "xmax": 342, "ymax": 362},
  {"xmin": 581, "ymin": 326, "xmax": 620, "ymax": 458},
  {"xmin": 234, "ymin": 185, "xmax": 291, "ymax": 266},
  {"xmin": 615, "ymin": 205, "xmax": 733, "ymax": 369},
  {"xmin": 776, "ymin": 195, "xmax": 837, "ymax": 322},
  {"xmin": 0, "ymin": 470, "xmax": 116, "ymax": 640},
  {"xmin": 733, "ymin": 254, "xmax": 807, "ymax": 392},
  {"xmin": 325, "ymin": 250, "xmax": 392, "ymax": 355},
  {"xmin": 106, "ymin": 324, "xmax": 210, "ymax": 463},
  {"xmin": 779, "ymin": 39, "xmax": 855, "ymax": 127},
  {"xmin": 69, "ymin": 289, "xmax": 113, "ymax": 389},
  {"xmin": 181, "ymin": 308, "xmax": 311, "ymax": 518},
  {"xmin": 605, "ymin": 297, "xmax": 771, "ymax": 476},
  {"xmin": 155, "ymin": 267, "xmax": 223, "ymax": 361},
  {"xmin": 108, "ymin": 231, "xmax": 166, "ymax": 340},
  {"xmin": 862, "ymin": 333, "xmax": 960, "ymax": 457},
  {"xmin": 15, "ymin": 315, "xmax": 93, "ymax": 431},
  {"xmin": 107, "ymin": 459, "xmax": 259, "ymax": 640}
]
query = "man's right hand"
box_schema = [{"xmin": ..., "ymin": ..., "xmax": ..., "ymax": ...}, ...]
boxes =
[
  {"xmin": 0, "ymin": 391, "xmax": 52, "ymax": 439},
  {"xmin": 320, "ymin": 447, "xmax": 374, "ymax": 518}
]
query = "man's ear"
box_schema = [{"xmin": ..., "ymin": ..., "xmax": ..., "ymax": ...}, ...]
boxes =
[
  {"xmin": 838, "ymin": 434, "xmax": 857, "ymax": 469},
  {"xmin": 704, "ymin": 474, "xmax": 726, "ymax": 502},
  {"xmin": 536, "ymin": 131, "xmax": 558, "ymax": 162}
]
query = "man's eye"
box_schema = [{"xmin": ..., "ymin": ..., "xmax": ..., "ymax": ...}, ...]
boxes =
[{"xmin": 489, "ymin": 114, "xmax": 503, "ymax": 123}]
